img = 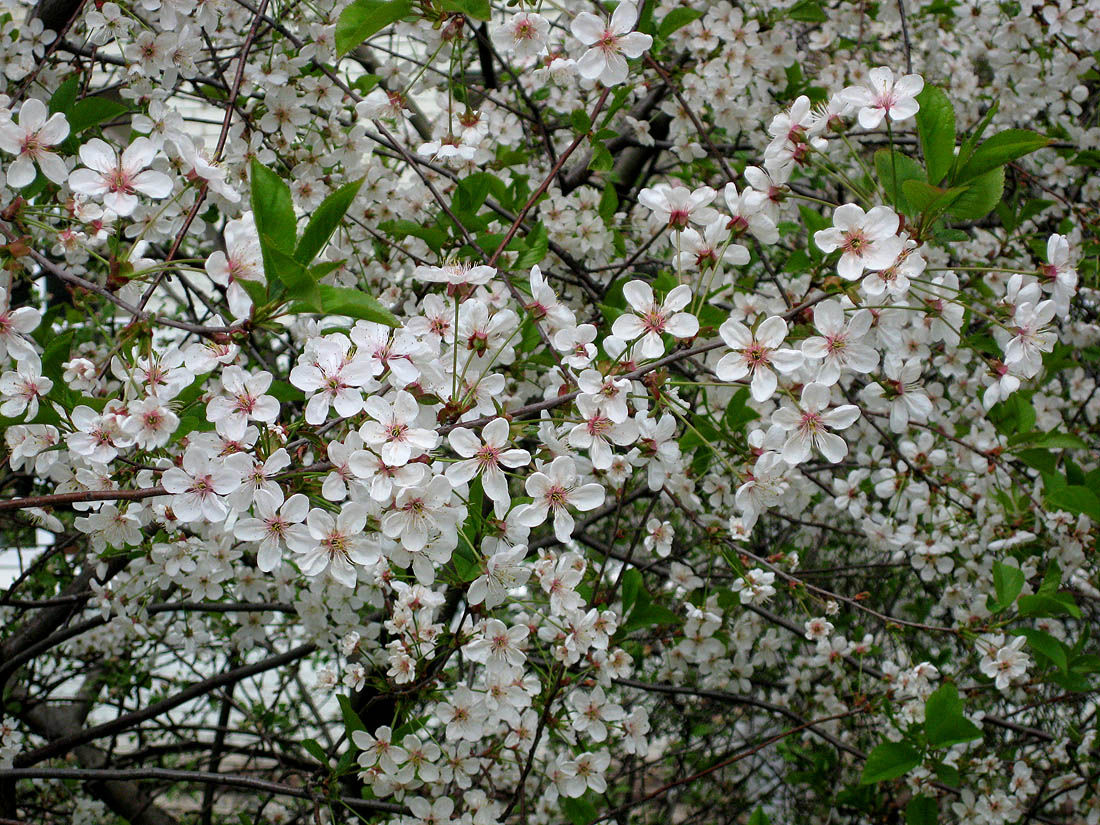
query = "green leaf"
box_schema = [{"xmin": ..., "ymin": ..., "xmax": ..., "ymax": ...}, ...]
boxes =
[
  {"xmin": 934, "ymin": 761, "xmax": 960, "ymax": 786},
  {"xmin": 570, "ymin": 108, "xmax": 592, "ymax": 134},
  {"xmin": 914, "ymin": 86, "xmax": 956, "ymax": 185},
  {"xmin": 308, "ymin": 285, "xmax": 399, "ymax": 326},
  {"xmin": 598, "ymin": 185, "xmax": 619, "ymax": 224},
  {"xmin": 874, "ymin": 149, "xmax": 925, "ymax": 215},
  {"xmin": 946, "ymin": 166, "xmax": 1004, "ymax": 221},
  {"xmin": 748, "ymin": 808, "xmax": 772, "ymax": 825},
  {"xmin": 337, "ymin": 694, "xmax": 365, "ymax": 735},
  {"xmin": 1046, "ymin": 484, "xmax": 1100, "ymax": 522},
  {"xmin": 335, "ymin": 0, "xmax": 411, "ymax": 55},
  {"xmin": 1018, "ymin": 592, "xmax": 1081, "ymax": 619},
  {"xmin": 927, "ymin": 714, "xmax": 982, "ymax": 748},
  {"xmin": 952, "ymin": 100, "xmax": 999, "ymax": 177},
  {"xmin": 440, "ymin": 0, "xmax": 490, "ymax": 20},
  {"xmin": 907, "ymin": 795, "xmax": 938, "ymax": 825},
  {"xmin": 955, "ymin": 129, "xmax": 1051, "ymax": 183},
  {"xmin": 295, "ymin": 178, "xmax": 364, "ymax": 264},
  {"xmin": 49, "ymin": 75, "xmax": 80, "ymax": 115},
  {"xmin": 514, "ymin": 222, "xmax": 548, "ymax": 270},
  {"xmin": 1029, "ymin": 432, "xmax": 1088, "ymax": 449},
  {"xmin": 992, "ymin": 561, "xmax": 1025, "ymax": 608},
  {"xmin": 860, "ymin": 741, "xmax": 921, "ymax": 784},
  {"xmin": 1015, "ymin": 628, "xmax": 1068, "ymax": 671},
  {"xmin": 788, "ymin": 0, "xmax": 828, "ymax": 22},
  {"xmin": 263, "ymin": 238, "xmax": 320, "ymax": 311},
  {"xmin": 658, "ymin": 7, "xmax": 703, "ymax": 38},
  {"xmin": 41, "ymin": 331, "xmax": 74, "ymax": 384},
  {"xmin": 67, "ymin": 97, "xmax": 130, "ymax": 134},
  {"xmin": 901, "ymin": 180, "xmax": 965, "ymax": 216},
  {"xmin": 378, "ymin": 219, "xmax": 449, "ymax": 252},
  {"xmin": 302, "ymin": 738, "xmax": 329, "ymax": 764},
  {"xmin": 924, "ymin": 681, "xmax": 963, "ymax": 720},
  {"xmin": 924, "ymin": 682, "xmax": 982, "ymax": 748},
  {"xmin": 621, "ymin": 568, "xmax": 643, "ymax": 615},
  {"xmin": 560, "ymin": 796, "xmax": 597, "ymax": 825},
  {"xmin": 250, "ymin": 160, "xmax": 296, "ymax": 253}
]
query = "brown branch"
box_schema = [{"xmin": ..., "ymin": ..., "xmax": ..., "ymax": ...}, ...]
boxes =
[{"xmin": 0, "ymin": 768, "xmax": 405, "ymax": 814}]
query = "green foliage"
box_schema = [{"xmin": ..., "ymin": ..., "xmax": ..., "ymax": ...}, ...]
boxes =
[
  {"xmin": 860, "ymin": 741, "xmax": 921, "ymax": 784},
  {"xmin": 335, "ymin": 0, "xmax": 411, "ymax": 55},
  {"xmin": 924, "ymin": 683, "xmax": 982, "ymax": 747}
]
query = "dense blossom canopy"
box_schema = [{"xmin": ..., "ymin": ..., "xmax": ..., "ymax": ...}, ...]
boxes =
[{"xmin": 0, "ymin": 0, "xmax": 1098, "ymax": 824}]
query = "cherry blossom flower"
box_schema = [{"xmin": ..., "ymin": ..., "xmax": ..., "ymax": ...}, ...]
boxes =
[
  {"xmin": 0, "ymin": 288, "xmax": 40, "ymax": 361},
  {"xmin": 716, "ymin": 315, "xmax": 804, "ymax": 402},
  {"xmin": 568, "ymin": 394, "xmax": 639, "ymax": 470},
  {"xmin": 414, "ymin": 262, "xmax": 496, "ymax": 287},
  {"xmin": 611, "ymin": 281, "xmax": 699, "ymax": 359},
  {"xmin": 570, "ymin": 1, "xmax": 653, "ymax": 86},
  {"xmin": 0, "ymin": 357, "xmax": 51, "ymax": 421},
  {"xmin": 517, "ymin": 456, "xmax": 606, "ymax": 543},
  {"xmin": 492, "ymin": 12, "xmax": 549, "ymax": 58},
  {"xmin": 860, "ymin": 355, "xmax": 934, "ymax": 432},
  {"xmin": 206, "ymin": 367, "xmax": 279, "ymax": 438},
  {"xmin": 161, "ymin": 446, "xmax": 251, "ymax": 523},
  {"xmin": 123, "ymin": 397, "xmax": 179, "ymax": 449},
  {"xmin": 800, "ymin": 300, "xmax": 878, "ymax": 385},
  {"xmin": 637, "ymin": 183, "xmax": 719, "ymax": 231},
  {"xmin": 360, "ymin": 390, "xmax": 439, "ymax": 466},
  {"xmin": 723, "ymin": 182, "xmax": 779, "ymax": 244},
  {"xmin": 842, "ymin": 67, "xmax": 924, "ymax": 129},
  {"xmin": 1041, "ymin": 234, "xmax": 1078, "ymax": 315},
  {"xmin": 68, "ymin": 137, "xmax": 174, "ymax": 217},
  {"xmin": 446, "ymin": 418, "xmax": 530, "ymax": 517},
  {"xmin": 234, "ymin": 489, "xmax": 311, "ymax": 572},
  {"xmin": 770, "ymin": 382, "xmax": 862, "ymax": 465},
  {"xmin": 814, "ymin": 204, "xmax": 900, "ymax": 280},
  {"xmin": 468, "ymin": 540, "xmax": 531, "ymax": 608},
  {"xmin": 295, "ymin": 503, "xmax": 378, "ymax": 588},
  {"xmin": 289, "ymin": 335, "xmax": 375, "ymax": 425},
  {"xmin": 464, "ymin": 618, "xmax": 529, "ymax": 670},
  {"xmin": 0, "ymin": 98, "xmax": 69, "ymax": 187},
  {"xmin": 979, "ymin": 633, "xmax": 1031, "ymax": 690}
]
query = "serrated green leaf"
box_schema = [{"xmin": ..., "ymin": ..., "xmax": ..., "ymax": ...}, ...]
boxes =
[
  {"xmin": 250, "ymin": 160, "xmax": 296, "ymax": 251},
  {"xmin": 874, "ymin": 149, "xmax": 925, "ymax": 214},
  {"xmin": 67, "ymin": 97, "xmax": 130, "ymax": 134},
  {"xmin": 621, "ymin": 568, "xmax": 643, "ymax": 615},
  {"xmin": 1015, "ymin": 628, "xmax": 1068, "ymax": 671},
  {"xmin": 952, "ymin": 100, "xmax": 999, "ymax": 177},
  {"xmin": 263, "ymin": 237, "xmax": 320, "ymax": 310},
  {"xmin": 1018, "ymin": 592, "xmax": 1081, "ymax": 619},
  {"xmin": 302, "ymin": 738, "xmax": 329, "ymax": 764},
  {"xmin": 337, "ymin": 693, "xmax": 365, "ymax": 735},
  {"xmin": 440, "ymin": 0, "xmax": 490, "ymax": 19},
  {"xmin": 901, "ymin": 180, "xmax": 965, "ymax": 215},
  {"xmin": 993, "ymin": 561, "xmax": 1025, "ymax": 608},
  {"xmin": 295, "ymin": 178, "xmax": 364, "ymax": 265},
  {"xmin": 514, "ymin": 222, "xmax": 548, "ymax": 270},
  {"xmin": 335, "ymin": 0, "xmax": 411, "ymax": 55},
  {"xmin": 49, "ymin": 75, "xmax": 79, "ymax": 115},
  {"xmin": 1046, "ymin": 485, "xmax": 1100, "ymax": 522},
  {"xmin": 946, "ymin": 166, "xmax": 1004, "ymax": 221},
  {"xmin": 658, "ymin": 7, "xmax": 703, "ymax": 38},
  {"xmin": 861, "ymin": 741, "xmax": 920, "ymax": 784},
  {"xmin": 914, "ymin": 86, "xmax": 956, "ymax": 185},
  {"xmin": 906, "ymin": 795, "xmax": 938, "ymax": 825},
  {"xmin": 955, "ymin": 129, "xmax": 1051, "ymax": 183},
  {"xmin": 788, "ymin": 0, "xmax": 827, "ymax": 22},
  {"xmin": 290, "ymin": 284, "xmax": 399, "ymax": 326}
]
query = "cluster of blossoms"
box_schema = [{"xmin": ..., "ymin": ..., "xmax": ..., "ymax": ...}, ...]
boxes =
[{"xmin": 0, "ymin": 0, "xmax": 1098, "ymax": 824}]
